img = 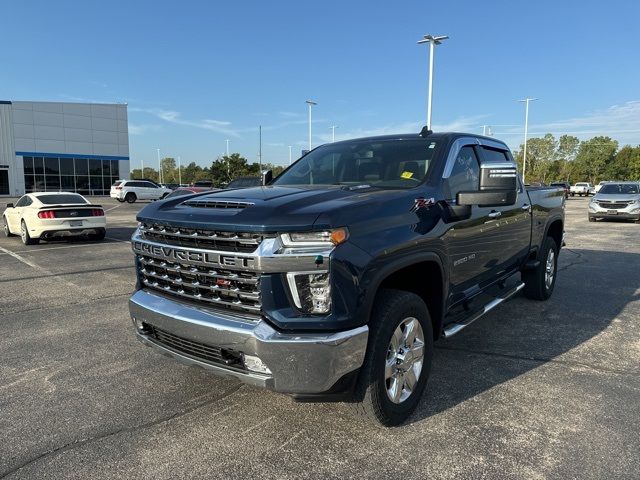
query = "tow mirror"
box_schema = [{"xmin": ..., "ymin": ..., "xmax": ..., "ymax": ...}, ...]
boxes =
[
  {"xmin": 261, "ymin": 169, "xmax": 273, "ymax": 186},
  {"xmin": 6, "ymin": 203, "xmax": 14, "ymax": 208},
  {"xmin": 457, "ymin": 162, "xmax": 518, "ymax": 207}
]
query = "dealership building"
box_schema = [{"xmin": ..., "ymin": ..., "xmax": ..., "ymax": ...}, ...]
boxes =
[{"xmin": 0, "ymin": 100, "xmax": 129, "ymax": 197}]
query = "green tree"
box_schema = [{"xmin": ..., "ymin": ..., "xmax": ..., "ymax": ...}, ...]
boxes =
[
  {"xmin": 514, "ymin": 134, "xmax": 557, "ymax": 183},
  {"xmin": 606, "ymin": 145, "xmax": 640, "ymax": 180},
  {"xmin": 573, "ymin": 136, "xmax": 618, "ymax": 183}
]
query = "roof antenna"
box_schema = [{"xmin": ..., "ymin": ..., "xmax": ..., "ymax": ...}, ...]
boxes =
[{"xmin": 419, "ymin": 126, "xmax": 432, "ymax": 138}]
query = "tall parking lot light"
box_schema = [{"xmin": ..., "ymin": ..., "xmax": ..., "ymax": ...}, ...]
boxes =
[
  {"xmin": 306, "ymin": 100, "xmax": 317, "ymax": 151},
  {"xmin": 518, "ymin": 97, "xmax": 538, "ymax": 184},
  {"xmin": 417, "ymin": 34, "xmax": 449, "ymax": 130},
  {"xmin": 288, "ymin": 145, "xmax": 292, "ymax": 165},
  {"xmin": 156, "ymin": 148, "xmax": 162, "ymax": 183}
]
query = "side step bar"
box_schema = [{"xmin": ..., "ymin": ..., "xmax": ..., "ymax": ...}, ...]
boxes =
[{"xmin": 443, "ymin": 282, "xmax": 525, "ymax": 338}]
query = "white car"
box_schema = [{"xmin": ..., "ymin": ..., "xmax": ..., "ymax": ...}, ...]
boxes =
[
  {"xmin": 110, "ymin": 180, "xmax": 171, "ymax": 203},
  {"xmin": 3, "ymin": 192, "xmax": 106, "ymax": 245},
  {"xmin": 570, "ymin": 182, "xmax": 595, "ymax": 197}
]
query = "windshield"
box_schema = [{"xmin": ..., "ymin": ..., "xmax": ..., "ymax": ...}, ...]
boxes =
[
  {"xmin": 599, "ymin": 184, "xmax": 639, "ymax": 195},
  {"xmin": 273, "ymin": 139, "xmax": 439, "ymax": 189},
  {"xmin": 37, "ymin": 194, "xmax": 88, "ymax": 205}
]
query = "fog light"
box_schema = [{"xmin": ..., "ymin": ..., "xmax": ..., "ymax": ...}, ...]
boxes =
[
  {"xmin": 286, "ymin": 271, "xmax": 331, "ymax": 314},
  {"xmin": 132, "ymin": 317, "xmax": 148, "ymax": 332},
  {"xmin": 243, "ymin": 354, "xmax": 272, "ymax": 374}
]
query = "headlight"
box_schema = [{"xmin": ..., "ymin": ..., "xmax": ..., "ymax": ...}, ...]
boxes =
[
  {"xmin": 280, "ymin": 228, "xmax": 348, "ymax": 248},
  {"xmin": 286, "ymin": 271, "xmax": 331, "ymax": 314}
]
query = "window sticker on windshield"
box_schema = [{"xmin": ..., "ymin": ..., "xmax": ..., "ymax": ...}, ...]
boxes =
[{"xmin": 401, "ymin": 171, "xmax": 414, "ymax": 179}]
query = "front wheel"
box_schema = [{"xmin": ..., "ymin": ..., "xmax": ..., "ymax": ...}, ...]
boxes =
[
  {"xmin": 350, "ymin": 289, "xmax": 433, "ymax": 426},
  {"xmin": 522, "ymin": 236, "xmax": 558, "ymax": 300},
  {"xmin": 20, "ymin": 220, "xmax": 39, "ymax": 245},
  {"xmin": 125, "ymin": 192, "xmax": 137, "ymax": 203}
]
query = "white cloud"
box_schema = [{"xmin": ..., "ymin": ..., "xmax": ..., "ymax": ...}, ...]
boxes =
[
  {"xmin": 492, "ymin": 101, "xmax": 640, "ymax": 148},
  {"xmin": 129, "ymin": 123, "xmax": 162, "ymax": 135},
  {"xmin": 130, "ymin": 107, "xmax": 240, "ymax": 137}
]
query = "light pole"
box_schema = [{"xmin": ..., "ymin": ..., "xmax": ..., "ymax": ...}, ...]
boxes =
[
  {"xmin": 225, "ymin": 139, "xmax": 229, "ymax": 157},
  {"xmin": 288, "ymin": 145, "xmax": 292, "ymax": 165},
  {"xmin": 259, "ymin": 125, "xmax": 262, "ymax": 172},
  {"xmin": 417, "ymin": 34, "xmax": 449, "ymax": 130},
  {"xmin": 156, "ymin": 148, "xmax": 161, "ymax": 183},
  {"xmin": 177, "ymin": 156, "xmax": 182, "ymax": 185},
  {"xmin": 330, "ymin": 125, "xmax": 337, "ymax": 142},
  {"xmin": 518, "ymin": 98, "xmax": 538, "ymax": 184},
  {"xmin": 225, "ymin": 139, "xmax": 230, "ymax": 178},
  {"xmin": 482, "ymin": 125, "xmax": 493, "ymax": 136},
  {"xmin": 140, "ymin": 158, "xmax": 144, "ymax": 179},
  {"xmin": 306, "ymin": 100, "xmax": 317, "ymax": 151}
]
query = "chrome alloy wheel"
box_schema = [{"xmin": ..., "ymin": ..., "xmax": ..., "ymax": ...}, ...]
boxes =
[
  {"xmin": 545, "ymin": 249, "xmax": 555, "ymax": 290},
  {"xmin": 385, "ymin": 317, "xmax": 425, "ymax": 404}
]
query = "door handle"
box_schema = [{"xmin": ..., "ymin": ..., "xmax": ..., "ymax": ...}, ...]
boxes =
[
  {"xmin": 522, "ymin": 204, "xmax": 531, "ymax": 211},
  {"xmin": 488, "ymin": 211, "xmax": 502, "ymax": 219}
]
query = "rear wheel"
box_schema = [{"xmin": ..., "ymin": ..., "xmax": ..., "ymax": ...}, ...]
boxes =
[
  {"xmin": 588, "ymin": 216, "xmax": 596, "ymax": 222},
  {"xmin": 522, "ymin": 236, "xmax": 558, "ymax": 300},
  {"xmin": 116, "ymin": 198, "xmax": 124, "ymax": 203},
  {"xmin": 20, "ymin": 220, "xmax": 39, "ymax": 245},
  {"xmin": 125, "ymin": 192, "xmax": 137, "ymax": 203},
  {"xmin": 350, "ymin": 289, "xmax": 433, "ymax": 426},
  {"xmin": 3, "ymin": 216, "xmax": 16, "ymax": 237}
]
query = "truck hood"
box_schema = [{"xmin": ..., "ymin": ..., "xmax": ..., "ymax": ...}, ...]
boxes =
[{"xmin": 136, "ymin": 185, "xmax": 418, "ymax": 232}]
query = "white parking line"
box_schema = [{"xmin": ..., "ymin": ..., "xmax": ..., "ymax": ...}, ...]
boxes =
[
  {"xmin": 0, "ymin": 246, "xmax": 40, "ymax": 269},
  {"xmin": 105, "ymin": 236, "xmax": 131, "ymax": 244},
  {"xmin": 104, "ymin": 205, "xmax": 121, "ymax": 212},
  {"xmin": 0, "ymin": 239, "xmax": 129, "ymax": 255}
]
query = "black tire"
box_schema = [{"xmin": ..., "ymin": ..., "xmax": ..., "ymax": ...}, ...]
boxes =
[
  {"xmin": 3, "ymin": 216, "xmax": 16, "ymax": 237},
  {"xmin": 116, "ymin": 198, "xmax": 124, "ymax": 203},
  {"xmin": 125, "ymin": 192, "xmax": 137, "ymax": 203},
  {"xmin": 161, "ymin": 192, "xmax": 169, "ymax": 199},
  {"xmin": 588, "ymin": 216, "xmax": 596, "ymax": 222},
  {"xmin": 350, "ymin": 289, "xmax": 433, "ymax": 426},
  {"xmin": 20, "ymin": 220, "xmax": 39, "ymax": 245},
  {"xmin": 570, "ymin": 193, "xmax": 575, "ymax": 197},
  {"xmin": 522, "ymin": 236, "xmax": 558, "ymax": 300}
]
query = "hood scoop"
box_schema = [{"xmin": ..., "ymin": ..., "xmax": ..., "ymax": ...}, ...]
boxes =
[{"xmin": 182, "ymin": 199, "xmax": 254, "ymax": 210}]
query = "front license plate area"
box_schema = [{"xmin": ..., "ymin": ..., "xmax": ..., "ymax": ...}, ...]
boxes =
[{"xmin": 607, "ymin": 210, "xmax": 618, "ymax": 215}]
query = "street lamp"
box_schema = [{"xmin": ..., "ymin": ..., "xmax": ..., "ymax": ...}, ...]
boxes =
[
  {"xmin": 225, "ymin": 139, "xmax": 230, "ymax": 178},
  {"xmin": 306, "ymin": 100, "xmax": 317, "ymax": 151},
  {"xmin": 288, "ymin": 145, "xmax": 292, "ymax": 165},
  {"xmin": 156, "ymin": 148, "xmax": 161, "ymax": 183},
  {"xmin": 177, "ymin": 156, "xmax": 182, "ymax": 185},
  {"xmin": 417, "ymin": 34, "xmax": 449, "ymax": 130},
  {"xmin": 518, "ymin": 97, "xmax": 539, "ymax": 184},
  {"xmin": 330, "ymin": 125, "xmax": 337, "ymax": 142}
]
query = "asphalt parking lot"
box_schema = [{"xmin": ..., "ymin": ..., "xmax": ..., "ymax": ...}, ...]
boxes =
[{"xmin": 1, "ymin": 196, "xmax": 638, "ymax": 479}]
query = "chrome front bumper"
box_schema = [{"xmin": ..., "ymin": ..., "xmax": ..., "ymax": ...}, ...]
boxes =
[{"xmin": 129, "ymin": 289, "xmax": 368, "ymax": 394}]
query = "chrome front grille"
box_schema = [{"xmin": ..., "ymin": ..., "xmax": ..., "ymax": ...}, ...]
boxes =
[
  {"xmin": 137, "ymin": 254, "xmax": 261, "ymax": 314},
  {"xmin": 138, "ymin": 222, "xmax": 271, "ymax": 253}
]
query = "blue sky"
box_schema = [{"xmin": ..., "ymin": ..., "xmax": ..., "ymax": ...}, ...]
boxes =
[{"xmin": 2, "ymin": 0, "xmax": 640, "ymax": 169}]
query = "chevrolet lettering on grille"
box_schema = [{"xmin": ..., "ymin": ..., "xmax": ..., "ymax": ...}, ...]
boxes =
[{"xmin": 132, "ymin": 241, "xmax": 256, "ymax": 269}]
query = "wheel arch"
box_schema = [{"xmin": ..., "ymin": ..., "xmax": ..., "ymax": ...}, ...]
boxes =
[{"xmin": 362, "ymin": 253, "xmax": 447, "ymax": 340}]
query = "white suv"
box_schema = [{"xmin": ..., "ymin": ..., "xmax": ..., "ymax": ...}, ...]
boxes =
[{"xmin": 110, "ymin": 180, "xmax": 171, "ymax": 203}]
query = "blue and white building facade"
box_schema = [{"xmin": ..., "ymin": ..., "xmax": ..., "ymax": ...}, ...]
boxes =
[{"xmin": 0, "ymin": 100, "xmax": 129, "ymax": 197}]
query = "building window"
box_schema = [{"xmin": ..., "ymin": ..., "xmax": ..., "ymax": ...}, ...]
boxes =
[{"xmin": 23, "ymin": 155, "xmax": 124, "ymax": 196}]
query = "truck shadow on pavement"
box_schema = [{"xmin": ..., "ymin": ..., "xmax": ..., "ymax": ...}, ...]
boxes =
[{"xmin": 408, "ymin": 247, "xmax": 640, "ymax": 425}]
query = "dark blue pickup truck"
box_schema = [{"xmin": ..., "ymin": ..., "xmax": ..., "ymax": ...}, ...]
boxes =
[{"xmin": 128, "ymin": 131, "xmax": 565, "ymax": 425}]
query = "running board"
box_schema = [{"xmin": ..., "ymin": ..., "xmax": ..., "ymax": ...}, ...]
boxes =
[{"xmin": 443, "ymin": 282, "xmax": 525, "ymax": 338}]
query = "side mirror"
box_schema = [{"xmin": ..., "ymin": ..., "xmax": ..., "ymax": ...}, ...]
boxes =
[
  {"xmin": 6, "ymin": 203, "xmax": 14, "ymax": 208},
  {"xmin": 261, "ymin": 169, "xmax": 273, "ymax": 185},
  {"xmin": 457, "ymin": 162, "xmax": 518, "ymax": 207}
]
